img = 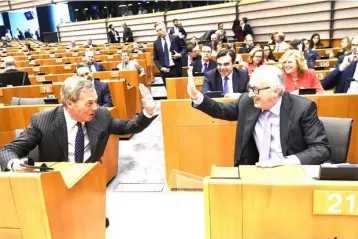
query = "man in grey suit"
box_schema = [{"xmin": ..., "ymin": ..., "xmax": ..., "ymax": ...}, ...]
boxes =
[
  {"xmin": 0, "ymin": 77, "xmax": 157, "ymax": 172},
  {"xmin": 117, "ymin": 52, "xmax": 146, "ymax": 77},
  {"xmin": 187, "ymin": 65, "xmax": 330, "ymax": 167}
]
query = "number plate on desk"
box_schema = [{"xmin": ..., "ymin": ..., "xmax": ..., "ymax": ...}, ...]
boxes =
[
  {"xmin": 111, "ymin": 71, "xmax": 119, "ymax": 77},
  {"xmin": 107, "ymin": 55, "xmax": 114, "ymax": 60},
  {"xmin": 56, "ymin": 58, "xmax": 62, "ymax": 63},
  {"xmin": 64, "ymin": 65, "xmax": 72, "ymax": 70},
  {"xmin": 313, "ymin": 190, "xmax": 358, "ymax": 216},
  {"xmin": 72, "ymin": 52, "xmax": 78, "ymax": 57}
]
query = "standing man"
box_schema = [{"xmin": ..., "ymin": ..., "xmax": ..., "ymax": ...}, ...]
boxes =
[
  {"xmin": 201, "ymin": 49, "xmax": 249, "ymax": 95},
  {"xmin": 169, "ymin": 19, "xmax": 187, "ymax": 39},
  {"xmin": 187, "ymin": 65, "xmax": 330, "ymax": 167},
  {"xmin": 122, "ymin": 23, "xmax": 134, "ymax": 43},
  {"xmin": 153, "ymin": 22, "xmax": 187, "ymax": 86},
  {"xmin": 108, "ymin": 24, "xmax": 120, "ymax": 43},
  {"xmin": 117, "ymin": 52, "xmax": 146, "ymax": 77}
]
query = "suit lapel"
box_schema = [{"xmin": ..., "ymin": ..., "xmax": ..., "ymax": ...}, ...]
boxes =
[
  {"xmin": 216, "ymin": 72, "xmax": 223, "ymax": 92},
  {"xmin": 280, "ymin": 93, "xmax": 293, "ymax": 156},
  {"xmin": 85, "ymin": 118, "xmax": 101, "ymax": 161},
  {"xmin": 232, "ymin": 69, "xmax": 239, "ymax": 93},
  {"xmin": 242, "ymin": 106, "xmax": 260, "ymax": 149},
  {"xmin": 52, "ymin": 107, "xmax": 68, "ymax": 160}
]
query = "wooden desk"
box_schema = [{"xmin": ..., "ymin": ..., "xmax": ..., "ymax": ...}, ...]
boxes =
[
  {"xmin": 204, "ymin": 166, "xmax": 358, "ymax": 239},
  {"xmin": 162, "ymin": 94, "xmax": 358, "ymax": 189},
  {"xmin": 0, "ymin": 162, "xmax": 106, "ymax": 239},
  {"xmin": 0, "ymin": 106, "xmax": 119, "ymax": 183},
  {"xmin": 167, "ymin": 77, "xmax": 204, "ymax": 99}
]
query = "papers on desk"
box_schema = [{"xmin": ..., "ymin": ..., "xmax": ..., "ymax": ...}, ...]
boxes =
[{"xmin": 321, "ymin": 162, "xmax": 357, "ymax": 168}]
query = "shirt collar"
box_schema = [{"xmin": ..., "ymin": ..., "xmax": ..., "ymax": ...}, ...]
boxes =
[
  {"xmin": 222, "ymin": 70, "xmax": 234, "ymax": 81},
  {"xmin": 63, "ymin": 107, "xmax": 84, "ymax": 130},
  {"xmin": 268, "ymin": 96, "xmax": 282, "ymax": 116}
]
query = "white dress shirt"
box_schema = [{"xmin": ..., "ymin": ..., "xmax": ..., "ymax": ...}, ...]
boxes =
[
  {"xmin": 221, "ymin": 71, "xmax": 234, "ymax": 94},
  {"xmin": 347, "ymin": 62, "xmax": 358, "ymax": 93},
  {"xmin": 64, "ymin": 108, "xmax": 91, "ymax": 163},
  {"xmin": 161, "ymin": 35, "xmax": 175, "ymax": 66}
]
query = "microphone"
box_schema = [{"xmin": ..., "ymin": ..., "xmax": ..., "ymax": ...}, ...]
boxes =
[
  {"xmin": 17, "ymin": 72, "xmax": 27, "ymax": 105},
  {"xmin": 20, "ymin": 157, "xmax": 54, "ymax": 172}
]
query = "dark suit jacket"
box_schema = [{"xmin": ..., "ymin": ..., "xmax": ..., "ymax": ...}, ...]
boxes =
[
  {"xmin": 238, "ymin": 43, "xmax": 254, "ymax": 54},
  {"xmin": 153, "ymin": 34, "xmax": 187, "ymax": 72},
  {"xmin": 192, "ymin": 57, "xmax": 217, "ymax": 74},
  {"xmin": 93, "ymin": 79, "xmax": 113, "ymax": 107},
  {"xmin": 304, "ymin": 51, "xmax": 316, "ymax": 69},
  {"xmin": 123, "ymin": 27, "xmax": 134, "ymax": 42},
  {"xmin": 242, "ymin": 23, "xmax": 254, "ymax": 37},
  {"xmin": 108, "ymin": 30, "xmax": 120, "ymax": 43},
  {"xmin": 0, "ymin": 106, "xmax": 156, "ymax": 170},
  {"xmin": 321, "ymin": 61, "xmax": 357, "ymax": 93},
  {"xmin": 181, "ymin": 55, "xmax": 198, "ymax": 67},
  {"xmin": 0, "ymin": 69, "xmax": 31, "ymax": 86},
  {"xmin": 85, "ymin": 44, "xmax": 98, "ymax": 48},
  {"xmin": 201, "ymin": 68, "xmax": 249, "ymax": 94},
  {"xmin": 93, "ymin": 62, "xmax": 105, "ymax": 72},
  {"xmin": 195, "ymin": 93, "xmax": 330, "ymax": 166},
  {"xmin": 169, "ymin": 26, "xmax": 187, "ymax": 38}
]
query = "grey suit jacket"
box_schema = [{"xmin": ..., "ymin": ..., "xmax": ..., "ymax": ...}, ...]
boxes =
[
  {"xmin": 117, "ymin": 60, "xmax": 146, "ymax": 75},
  {"xmin": 194, "ymin": 92, "xmax": 331, "ymax": 166},
  {"xmin": 0, "ymin": 106, "xmax": 156, "ymax": 171}
]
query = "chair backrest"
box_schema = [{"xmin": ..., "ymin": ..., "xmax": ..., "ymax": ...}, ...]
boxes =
[
  {"xmin": 15, "ymin": 129, "xmax": 39, "ymax": 161},
  {"xmin": 319, "ymin": 117, "xmax": 353, "ymax": 163},
  {"xmin": 10, "ymin": 97, "xmax": 45, "ymax": 105}
]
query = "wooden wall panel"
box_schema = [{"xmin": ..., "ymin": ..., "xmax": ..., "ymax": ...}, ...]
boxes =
[
  {"xmin": 334, "ymin": 8, "xmax": 358, "ymax": 19},
  {"xmin": 335, "ymin": 1, "xmax": 358, "ymax": 9}
]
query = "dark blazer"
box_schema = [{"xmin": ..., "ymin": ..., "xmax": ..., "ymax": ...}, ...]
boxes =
[
  {"xmin": 108, "ymin": 30, "xmax": 120, "ymax": 43},
  {"xmin": 153, "ymin": 34, "xmax": 187, "ymax": 71},
  {"xmin": 321, "ymin": 61, "xmax": 357, "ymax": 93},
  {"xmin": 123, "ymin": 27, "xmax": 134, "ymax": 42},
  {"xmin": 242, "ymin": 23, "xmax": 254, "ymax": 37},
  {"xmin": 93, "ymin": 79, "xmax": 113, "ymax": 107},
  {"xmin": 85, "ymin": 44, "xmax": 98, "ymax": 48},
  {"xmin": 169, "ymin": 26, "xmax": 187, "ymax": 38},
  {"xmin": 195, "ymin": 93, "xmax": 330, "ymax": 166},
  {"xmin": 238, "ymin": 43, "xmax": 254, "ymax": 54},
  {"xmin": 0, "ymin": 69, "xmax": 31, "ymax": 86},
  {"xmin": 192, "ymin": 57, "xmax": 217, "ymax": 74},
  {"xmin": 304, "ymin": 51, "xmax": 316, "ymax": 69},
  {"xmin": 93, "ymin": 62, "xmax": 105, "ymax": 72},
  {"xmin": 0, "ymin": 106, "xmax": 156, "ymax": 171},
  {"xmin": 201, "ymin": 68, "xmax": 249, "ymax": 94},
  {"xmin": 181, "ymin": 55, "xmax": 198, "ymax": 67}
]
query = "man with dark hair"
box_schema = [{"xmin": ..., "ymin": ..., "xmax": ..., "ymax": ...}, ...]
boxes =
[
  {"xmin": 122, "ymin": 23, "xmax": 134, "ymax": 43},
  {"xmin": 169, "ymin": 18, "xmax": 187, "ymax": 39},
  {"xmin": 201, "ymin": 49, "xmax": 249, "ymax": 94},
  {"xmin": 76, "ymin": 64, "xmax": 113, "ymax": 107},
  {"xmin": 192, "ymin": 44, "xmax": 217, "ymax": 74},
  {"xmin": 108, "ymin": 24, "xmax": 120, "ymax": 43},
  {"xmin": 182, "ymin": 43, "xmax": 198, "ymax": 67},
  {"xmin": 238, "ymin": 34, "xmax": 254, "ymax": 54},
  {"xmin": 153, "ymin": 22, "xmax": 187, "ymax": 87},
  {"xmin": 240, "ymin": 17, "xmax": 254, "ymax": 37}
]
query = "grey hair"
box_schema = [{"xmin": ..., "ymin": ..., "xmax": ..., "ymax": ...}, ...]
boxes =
[
  {"xmin": 250, "ymin": 65, "xmax": 285, "ymax": 96},
  {"xmin": 60, "ymin": 77, "xmax": 94, "ymax": 105},
  {"xmin": 4, "ymin": 56, "xmax": 15, "ymax": 69}
]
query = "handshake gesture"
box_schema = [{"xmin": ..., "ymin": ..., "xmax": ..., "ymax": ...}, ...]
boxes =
[{"xmin": 187, "ymin": 66, "xmax": 200, "ymax": 100}]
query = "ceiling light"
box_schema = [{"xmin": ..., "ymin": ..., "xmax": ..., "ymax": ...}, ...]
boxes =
[
  {"xmin": 84, "ymin": 8, "xmax": 88, "ymax": 10},
  {"xmin": 104, "ymin": 6, "xmax": 107, "ymax": 9},
  {"xmin": 138, "ymin": 2, "xmax": 141, "ymax": 4},
  {"xmin": 128, "ymin": 4, "xmax": 132, "ymax": 6},
  {"xmin": 75, "ymin": 9, "xmax": 79, "ymax": 11}
]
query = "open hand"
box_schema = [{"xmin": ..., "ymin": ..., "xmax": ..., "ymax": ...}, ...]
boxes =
[
  {"xmin": 11, "ymin": 158, "xmax": 35, "ymax": 172},
  {"xmin": 255, "ymin": 160, "xmax": 284, "ymax": 168},
  {"xmin": 187, "ymin": 66, "xmax": 200, "ymax": 99},
  {"xmin": 139, "ymin": 83, "xmax": 155, "ymax": 115}
]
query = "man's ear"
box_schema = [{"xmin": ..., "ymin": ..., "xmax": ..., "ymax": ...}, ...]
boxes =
[{"xmin": 66, "ymin": 100, "xmax": 73, "ymax": 109}]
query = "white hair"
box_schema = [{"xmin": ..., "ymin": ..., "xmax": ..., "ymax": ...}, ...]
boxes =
[
  {"xmin": 250, "ymin": 65, "xmax": 285, "ymax": 95},
  {"xmin": 85, "ymin": 51, "xmax": 94, "ymax": 58},
  {"xmin": 61, "ymin": 77, "xmax": 94, "ymax": 105},
  {"xmin": 4, "ymin": 56, "xmax": 15, "ymax": 69}
]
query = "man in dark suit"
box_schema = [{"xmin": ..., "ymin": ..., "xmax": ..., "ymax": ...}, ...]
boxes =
[
  {"xmin": 238, "ymin": 34, "xmax": 254, "ymax": 54},
  {"xmin": 169, "ymin": 19, "xmax": 187, "ymax": 39},
  {"xmin": 188, "ymin": 65, "xmax": 330, "ymax": 167},
  {"xmin": 0, "ymin": 77, "xmax": 156, "ymax": 172},
  {"xmin": 181, "ymin": 43, "xmax": 198, "ymax": 67},
  {"xmin": 85, "ymin": 39, "xmax": 97, "ymax": 48},
  {"xmin": 192, "ymin": 44, "xmax": 217, "ymax": 74},
  {"xmin": 108, "ymin": 24, "xmax": 120, "ymax": 43},
  {"xmin": 201, "ymin": 49, "xmax": 249, "ymax": 95},
  {"xmin": 153, "ymin": 22, "xmax": 187, "ymax": 86},
  {"xmin": 0, "ymin": 56, "xmax": 30, "ymax": 86},
  {"xmin": 122, "ymin": 23, "xmax": 134, "ymax": 42},
  {"xmin": 84, "ymin": 51, "xmax": 105, "ymax": 72},
  {"xmin": 240, "ymin": 17, "xmax": 254, "ymax": 37},
  {"xmin": 76, "ymin": 64, "xmax": 112, "ymax": 107}
]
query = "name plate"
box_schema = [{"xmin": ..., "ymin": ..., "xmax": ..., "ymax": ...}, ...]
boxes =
[
  {"xmin": 95, "ymin": 51, "xmax": 100, "ymax": 55},
  {"xmin": 319, "ymin": 61, "xmax": 330, "ymax": 67},
  {"xmin": 117, "ymin": 49, "xmax": 122, "ymax": 54},
  {"xmin": 56, "ymin": 58, "xmax": 63, "ymax": 63},
  {"xmin": 33, "ymin": 67, "xmax": 40, "ymax": 72},
  {"xmin": 107, "ymin": 55, "xmax": 114, "ymax": 60},
  {"xmin": 40, "ymin": 86, "xmax": 53, "ymax": 93},
  {"xmin": 72, "ymin": 52, "xmax": 78, "ymax": 57},
  {"xmin": 313, "ymin": 190, "xmax": 358, "ymax": 216},
  {"xmin": 111, "ymin": 71, "xmax": 119, "ymax": 78},
  {"xmin": 50, "ymin": 54, "xmax": 55, "ymax": 58},
  {"xmin": 37, "ymin": 75, "xmax": 45, "ymax": 82},
  {"xmin": 195, "ymin": 78, "xmax": 204, "ymax": 85},
  {"xmin": 64, "ymin": 65, "xmax": 72, "ymax": 70}
]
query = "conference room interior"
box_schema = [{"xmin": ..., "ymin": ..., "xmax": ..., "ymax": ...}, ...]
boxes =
[{"xmin": 1, "ymin": 0, "xmax": 358, "ymax": 239}]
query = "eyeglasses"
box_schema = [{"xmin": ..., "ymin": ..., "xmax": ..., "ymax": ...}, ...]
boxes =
[
  {"xmin": 79, "ymin": 72, "xmax": 90, "ymax": 77},
  {"xmin": 248, "ymin": 85, "xmax": 271, "ymax": 95}
]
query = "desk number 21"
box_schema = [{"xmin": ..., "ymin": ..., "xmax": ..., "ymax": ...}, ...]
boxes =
[{"xmin": 328, "ymin": 193, "xmax": 355, "ymax": 214}]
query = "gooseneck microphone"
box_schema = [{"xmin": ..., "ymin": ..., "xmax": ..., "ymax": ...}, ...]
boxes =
[{"xmin": 17, "ymin": 71, "xmax": 27, "ymax": 105}]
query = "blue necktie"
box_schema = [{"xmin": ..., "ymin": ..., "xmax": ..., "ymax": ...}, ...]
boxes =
[
  {"xmin": 75, "ymin": 122, "xmax": 84, "ymax": 163},
  {"xmin": 203, "ymin": 63, "xmax": 208, "ymax": 73},
  {"xmin": 223, "ymin": 77, "xmax": 229, "ymax": 94},
  {"xmin": 163, "ymin": 38, "xmax": 170, "ymax": 67}
]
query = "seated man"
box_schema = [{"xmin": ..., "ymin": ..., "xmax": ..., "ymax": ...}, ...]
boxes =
[
  {"xmin": 85, "ymin": 39, "xmax": 97, "ymax": 48},
  {"xmin": 187, "ymin": 65, "xmax": 331, "ymax": 167},
  {"xmin": 85, "ymin": 51, "xmax": 105, "ymax": 72},
  {"xmin": 181, "ymin": 43, "xmax": 198, "ymax": 67},
  {"xmin": 76, "ymin": 64, "xmax": 113, "ymax": 107},
  {"xmin": 0, "ymin": 56, "xmax": 30, "ymax": 86},
  {"xmin": 192, "ymin": 44, "xmax": 217, "ymax": 74},
  {"xmin": 239, "ymin": 34, "xmax": 255, "ymax": 54},
  {"xmin": 321, "ymin": 36, "xmax": 358, "ymax": 93},
  {"xmin": 201, "ymin": 49, "xmax": 249, "ymax": 95},
  {"xmin": 0, "ymin": 77, "xmax": 156, "ymax": 172},
  {"xmin": 131, "ymin": 42, "xmax": 146, "ymax": 53},
  {"xmin": 117, "ymin": 52, "xmax": 146, "ymax": 77}
]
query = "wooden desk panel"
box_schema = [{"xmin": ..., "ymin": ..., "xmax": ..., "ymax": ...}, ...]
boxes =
[
  {"xmin": 0, "ymin": 177, "xmax": 20, "ymax": 228},
  {"xmin": 0, "ymin": 229, "xmax": 21, "ymax": 239}
]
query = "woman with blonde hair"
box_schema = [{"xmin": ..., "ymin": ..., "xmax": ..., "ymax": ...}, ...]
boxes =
[
  {"xmin": 243, "ymin": 47, "xmax": 264, "ymax": 74},
  {"xmin": 280, "ymin": 50, "xmax": 324, "ymax": 94}
]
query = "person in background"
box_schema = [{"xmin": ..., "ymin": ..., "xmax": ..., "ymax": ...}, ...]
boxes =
[
  {"xmin": 84, "ymin": 51, "xmax": 105, "ymax": 72},
  {"xmin": 243, "ymin": 48, "xmax": 265, "ymax": 75},
  {"xmin": 232, "ymin": 19, "xmax": 245, "ymax": 42},
  {"xmin": 262, "ymin": 44, "xmax": 277, "ymax": 63},
  {"xmin": 309, "ymin": 33, "xmax": 324, "ymax": 50},
  {"xmin": 137, "ymin": 5, "xmax": 148, "ymax": 15},
  {"xmin": 187, "ymin": 65, "xmax": 330, "ymax": 167},
  {"xmin": 117, "ymin": 52, "xmax": 146, "ymax": 77},
  {"xmin": 274, "ymin": 32, "xmax": 289, "ymax": 52},
  {"xmin": 122, "ymin": 23, "xmax": 134, "ymax": 43},
  {"xmin": 108, "ymin": 24, "xmax": 120, "ymax": 43},
  {"xmin": 280, "ymin": 50, "xmax": 324, "ymax": 94},
  {"xmin": 329, "ymin": 36, "xmax": 352, "ymax": 67},
  {"xmin": 76, "ymin": 64, "xmax": 113, "ymax": 107},
  {"xmin": 240, "ymin": 17, "xmax": 254, "ymax": 37},
  {"xmin": 35, "ymin": 29, "xmax": 41, "ymax": 41},
  {"xmin": 189, "ymin": 36, "xmax": 199, "ymax": 49},
  {"xmin": 239, "ymin": 34, "xmax": 254, "ymax": 54},
  {"xmin": 85, "ymin": 39, "xmax": 97, "ymax": 48},
  {"xmin": 122, "ymin": 6, "xmax": 133, "ymax": 17},
  {"xmin": 192, "ymin": 44, "xmax": 217, "ymax": 74},
  {"xmin": 169, "ymin": 19, "xmax": 187, "ymax": 39},
  {"xmin": 268, "ymin": 32, "xmax": 277, "ymax": 45},
  {"xmin": 5, "ymin": 29, "xmax": 12, "ymax": 41},
  {"xmin": 25, "ymin": 43, "xmax": 35, "ymax": 52},
  {"xmin": 69, "ymin": 40, "xmax": 78, "ymax": 49},
  {"xmin": 299, "ymin": 38, "xmax": 317, "ymax": 69},
  {"xmin": 182, "ymin": 43, "xmax": 198, "ymax": 67},
  {"xmin": 17, "ymin": 28, "xmax": 24, "ymax": 40},
  {"xmin": 24, "ymin": 28, "xmax": 33, "ymax": 39},
  {"xmin": 131, "ymin": 42, "xmax": 146, "ymax": 53},
  {"xmin": 217, "ymin": 23, "xmax": 227, "ymax": 43}
]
